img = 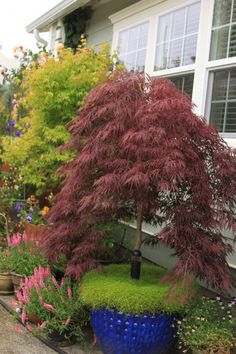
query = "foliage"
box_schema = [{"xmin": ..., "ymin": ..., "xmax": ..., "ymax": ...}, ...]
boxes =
[
  {"xmin": 0, "ymin": 163, "xmax": 23, "ymax": 209},
  {"xmin": 9, "ymin": 239, "xmax": 48, "ymax": 277},
  {"xmin": 63, "ymin": 8, "xmax": 92, "ymax": 50},
  {"xmin": 0, "ymin": 248, "xmax": 11, "ymax": 272},
  {"xmin": 15, "ymin": 266, "xmax": 89, "ymax": 341},
  {"xmin": 80, "ymin": 264, "xmax": 198, "ymax": 315},
  {"xmin": 1, "ymin": 44, "xmax": 112, "ymax": 194},
  {"xmin": 45, "ymin": 71, "xmax": 236, "ymax": 290},
  {"xmin": 178, "ymin": 296, "xmax": 236, "ymax": 353}
]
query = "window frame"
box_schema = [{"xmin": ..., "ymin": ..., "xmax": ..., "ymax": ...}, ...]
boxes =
[{"xmin": 110, "ymin": 0, "xmax": 236, "ymax": 141}]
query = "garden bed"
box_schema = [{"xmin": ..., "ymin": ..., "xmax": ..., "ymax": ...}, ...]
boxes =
[{"xmin": 0, "ymin": 295, "xmax": 102, "ymax": 354}]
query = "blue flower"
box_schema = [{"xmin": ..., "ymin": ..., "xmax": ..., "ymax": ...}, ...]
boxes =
[
  {"xmin": 15, "ymin": 203, "xmax": 21, "ymax": 212},
  {"xmin": 15, "ymin": 130, "xmax": 21, "ymax": 137},
  {"xmin": 9, "ymin": 119, "xmax": 15, "ymax": 127},
  {"xmin": 26, "ymin": 215, "xmax": 32, "ymax": 223}
]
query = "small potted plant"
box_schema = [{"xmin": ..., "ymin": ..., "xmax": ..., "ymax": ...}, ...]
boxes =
[
  {"xmin": 0, "ymin": 248, "xmax": 13, "ymax": 295},
  {"xmin": 178, "ymin": 296, "xmax": 236, "ymax": 354},
  {"xmin": 8, "ymin": 233, "xmax": 48, "ymax": 293},
  {"xmin": 81, "ymin": 264, "xmax": 198, "ymax": 354},
  {"xmin": 16, "ymin": 266, "xmax": 89, "ymax": 345}
]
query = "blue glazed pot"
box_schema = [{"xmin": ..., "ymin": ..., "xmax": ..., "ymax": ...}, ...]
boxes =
[{"xmin": 91, "ymin": 308, "xmax": 177, "ymax": 354}]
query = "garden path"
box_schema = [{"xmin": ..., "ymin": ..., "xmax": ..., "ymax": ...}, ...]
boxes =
[{"xmin": 0, "ymin": 305, "xmax": 56, "ymax": 354}]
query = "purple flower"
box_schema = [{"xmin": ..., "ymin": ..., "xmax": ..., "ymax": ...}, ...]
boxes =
[
  {"xmin": 15, "ymin": 130, "xmax": 21, "ymax": 137},
  {"xmin": 26, "ymin": 215, "xmax": 32, "ymax": 223},
  {"xmin": 15, "ymin": 203, "xmax": 21, "ymax": 212},
  {"xmin": 9, "ymin": 119, "xmax": 15, "ymax": 127}
]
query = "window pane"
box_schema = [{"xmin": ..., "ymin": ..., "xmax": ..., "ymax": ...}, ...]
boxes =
[
  {"xmin": 210, "ymin": 0, "xmax": 236, "ymax": 60},
  {"xmin": 209, "ymin": 68, "xmax": 236, "ymax": 133},
  {"xmin": 171, "ymin": 8, "xmax": 186, "ymax": 39},
  {"xmin": 157, "ymin": 14, "xmax": 171, "ymax": 43},
  {"xmin": 155, "ymin": 2, "xmax": 200, "ymax": 71},
  {"xmin": 212, "ymin": 0, "xmax": 232, "ymax": 27},
  {"xmin": 128, "ymin": 26, "xmax": 139, "ymax": 52},
  {"xmin": 229, "ymin": 70, "xmax": 236, "ymax": 98},
  {"xmin": 183, "ymin": 35, "xmax": 198, "ymax": 65},
  {"xmin": 136, "ymin": 50, "xmax": 146, "ymax": 72},
  {"xmin": 118, "ymin": 22, "xmax": 149, "ymax": 72},
  {"xmin": 229, "ymin": 24, "xmax": 236, "ymax": 57},
  {"xmin": 225, "ymin": 102, "xmax": 236, "ymax": 132},
  {"xmin": 184, "ymin": 74, "xmax": 194, "ymax": 96},
  {"xmin": 210, "ymin": 102, "xmax": 225, "ymax": 132},
  {"xmin": 138, "ymin": 22, "xmax": 149, "ymax": 48},
  {"xmin": 210, "ymin": 27, "xmax": 229, "ymax": 60},
  {"xmin": 212, "ymin": 71, "xmax": 228, "ymax": 100},
  {"xmin": 155, "ymin": 43, "xmax": 168, "ymax": 70},
  {"xmin": 168, "ymin": 39, "xmax": 183, "ymax": 68},
  {"xmin": 169, "ymin": 74, "xmax": 194, "ymax": 97},
  {"xmin": 186, "ymin": 2, "xmax": 201, "ymax": 34}
]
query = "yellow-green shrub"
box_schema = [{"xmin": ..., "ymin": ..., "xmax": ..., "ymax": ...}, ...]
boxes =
[{"xmin": 1, "ymin": 44, "xmax": 112, "ymax": 193}]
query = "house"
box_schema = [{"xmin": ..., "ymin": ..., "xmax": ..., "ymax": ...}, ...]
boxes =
[
  {"xmin": 0, "ymin": 52, "xmax": 17, "ymax": 85},
  {"xmin": 26, "ymin": 0, "xmax": 236, "ymax": 276}
]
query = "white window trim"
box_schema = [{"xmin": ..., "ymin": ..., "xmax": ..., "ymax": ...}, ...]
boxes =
[{"xmin": 110, "ymin": 0, "xmax": 236, "ymax": 143}]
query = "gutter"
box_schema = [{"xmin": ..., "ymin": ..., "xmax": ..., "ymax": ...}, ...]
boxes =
[
  {"xmin": 26, "ymin": 0, "xmax": 91, "ymax": 33},
  {"xmin": 33, "ymin": 29, "xmax": 48, "ymax": 46}
]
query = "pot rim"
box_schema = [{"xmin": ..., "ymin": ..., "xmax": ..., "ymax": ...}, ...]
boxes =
[
  {"xmin": 11, "ymin": 272, "xmax": 25, "ymax": 277},
  {"xmin": 0, "ymin": 271, "xmax": 12, "ymax": 275}
]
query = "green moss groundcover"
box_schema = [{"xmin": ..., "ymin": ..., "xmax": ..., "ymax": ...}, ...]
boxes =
[{"xmin": 81, "ymin": 264, "xmax": 198, "ymax": 315}]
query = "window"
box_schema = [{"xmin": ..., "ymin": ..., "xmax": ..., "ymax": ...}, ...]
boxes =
[
  {"xmin": 209, "ymin": 68, "xmax": 236, "ymax": 133},
  {"xmin": 154, "ymin": 2, "xmax": 200, "ymax": 71},
  {"xmin": 118, "ymin": 22, "xmax": 149, "ymax": 72},
  {"xmin": 169, "ymin": 74, "xmax": 194, "ymax": 97},
  {"xmin": 210, "ymin": 0, "xmax": 236, "ymax": 60}
]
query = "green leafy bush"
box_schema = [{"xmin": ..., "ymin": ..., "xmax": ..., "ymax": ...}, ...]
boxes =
[
  {"xmin": 16, "ymin": 267, "xmax": 89, "ymax": 341},
  {"xmin": 1, "ymin": 44, "xmax": 113, "ymax": 194},
  {"xmin": 81, "ymin": 264, "xmax": 198, "ymax": 315},
  {"xmin": 0, "ymin": 248, "xmax": 11, "ymax": 272},
  {"xmin": 178, "ymin": 296, "xmax": 236, "ymax": 353},
  {"xmin": 9, "ymin": 242, "xmax": 48, "ymax": 277}
]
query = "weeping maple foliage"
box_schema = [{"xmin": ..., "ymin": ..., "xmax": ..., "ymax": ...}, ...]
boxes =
[{"xmin": 45, "ymin": 71, "xmax": 236, "ymax": 290}]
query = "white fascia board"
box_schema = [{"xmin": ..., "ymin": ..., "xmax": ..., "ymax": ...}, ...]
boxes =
[
  {"xmin": 109, "ymin": 0, "xmax": 165, "ymax": 24},
  {"xmin": 26, "ymin": 0, "xmax": 91, "ymax": 33}
]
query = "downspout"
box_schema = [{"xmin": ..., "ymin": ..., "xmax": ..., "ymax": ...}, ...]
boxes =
[{"xmin": 33, "ymin": 29, "xmax": 48, "ymax": 46}]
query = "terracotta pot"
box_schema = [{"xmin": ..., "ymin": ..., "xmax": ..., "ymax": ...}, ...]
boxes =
[
  {"xmin": 11, "ymin": 273, "xmax": 25, "ymax": 296},
  {"xmin": 0, "ymin": 272, "xmax": 14, "ymax": 295}
]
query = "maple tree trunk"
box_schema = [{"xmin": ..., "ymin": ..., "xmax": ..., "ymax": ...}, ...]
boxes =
[{"xmin": 134, "ymin": 205, "xmax": 143, "ymax": 251}]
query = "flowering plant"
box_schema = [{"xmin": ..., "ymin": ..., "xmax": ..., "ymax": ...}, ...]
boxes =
[
  {"xmin": 0, "ymin": 248, "xmax": 11, "ymax": 273},
  {"xmin": 8, "ymin": 233, "xmax": 48, "ymax": 277},
  {"xmin": 16, "ymin": 266, "xmax": 89, "ymax": 341},
  {"xmin": 178, "ymin": 296, "xmax": 236, "ymax": 353}
]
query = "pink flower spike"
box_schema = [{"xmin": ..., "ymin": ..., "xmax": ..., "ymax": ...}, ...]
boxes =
[
  {"xmin": 64, "ymin": 316, "xmax": 71, "ymax": 325},
  {"xmin": 51, "ymin": 276, "xmax": 59, "ymax": 289},
  {"xmin": 45, "ymin": 266, "xmax": 51, "ymax": 277},
  {"xmin": 67, "ymin": 287, "xmax": 72, "ymax": 299},
  {"xmin": 26, "ymin": 322, "xmax": 32, "ymax": 332},
  {"xmin": 37, "ymin": 321, "xmax": 46, "ymax": 329},
  {"xmin": 43, "ymin": 303, "xmax": 55, "ymax": 312},
  {"xmin": 39, "ymin": 294, "xmax": 44, "ymax": 305},
  {"xmin": 15, "ymin": 324, "xmax": 23, "ymax": 333},
  {"xmin": 21, "ymin": 310, "xmax": 26, "ymax": 324},
  {"xmin": 60, "ymin": 277, "xmax": 65, "ymax": 286}
]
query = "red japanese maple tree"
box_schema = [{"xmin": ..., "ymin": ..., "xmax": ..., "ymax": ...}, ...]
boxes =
[{"xmin": 45, "ymin": 71, "xmax": 236, "ymax": 290}]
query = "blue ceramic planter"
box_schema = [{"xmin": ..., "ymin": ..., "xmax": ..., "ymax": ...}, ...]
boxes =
[{"xmin": 91, "ymin": 308, "xmax": 177, "ymax": 354}]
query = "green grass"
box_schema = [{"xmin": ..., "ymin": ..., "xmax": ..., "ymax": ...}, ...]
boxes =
[{"xmin": 81, "ymin": 264, "xmax": 198, "ymax": 315}]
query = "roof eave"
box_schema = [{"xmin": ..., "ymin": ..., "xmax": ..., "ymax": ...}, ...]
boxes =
[{"xmin": 26, "ymin": 0, "xmax": 91, "ymax": 33}]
